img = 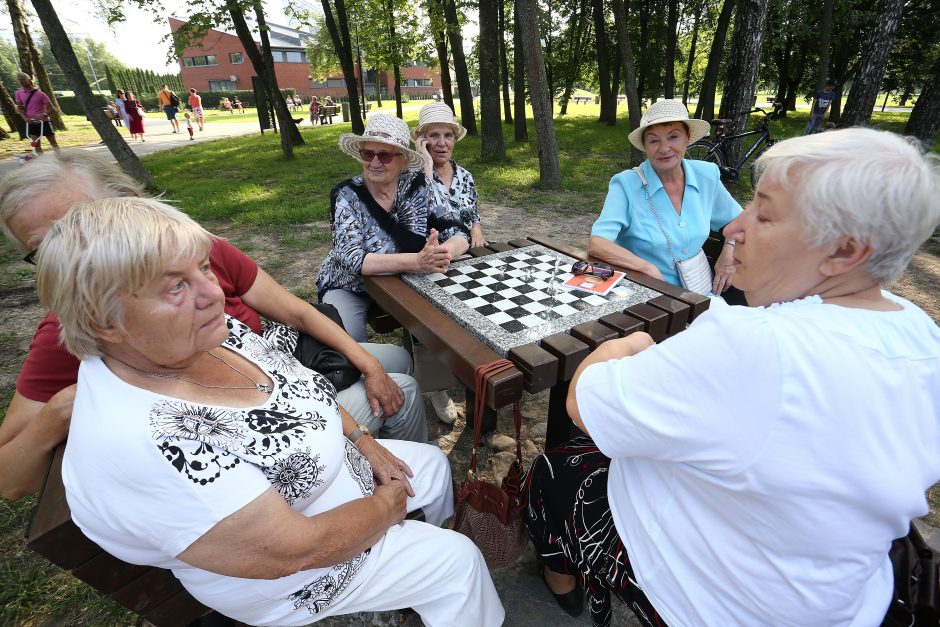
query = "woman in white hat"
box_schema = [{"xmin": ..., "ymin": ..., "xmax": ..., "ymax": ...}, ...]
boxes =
[
  {"xmin": 412, "ymin": 102, "xmax": 486, "ymax": 248},
  {"xmin": 588, "ymin": 99, "xmax": 741, "ymax": 296}
]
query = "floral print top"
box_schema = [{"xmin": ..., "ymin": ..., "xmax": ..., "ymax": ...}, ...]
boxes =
[
  {"xmin": 316, "ymin": 170, "xmax": 468, "ymax": 297},
  {"xmin": 431, "ymin": 160, "xmax": 481, "ymax": 234}
]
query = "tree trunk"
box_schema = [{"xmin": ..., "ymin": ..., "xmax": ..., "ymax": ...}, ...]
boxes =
[
  {"xmin": 517, "ymin": 0, "xmax": 561, "ymax": 187},
  {"xmin": 384, "ymin": 0, "xmax": 404, "ymax": 119},
  {"xmin": 28, "ymin": 33, "xmax": 64, "ymax": 130},
  {"xmin": 320, "ymin": 0, "xmax": 365, "ymax": 134},
  {"xmin": 827, "ymin": 55, "xmax": 850, "ymax": 124},
  {"xmin": 682, "ymin": 0, "xmax": 705, "ymax": 106},
  {"xmin": 593, "ymin": 0, "xmax": 613, "ymax": 124},
  {"xmin": 718, "ymin": 0, "xmax": 770, "ymax": 162},
  {"xmin": 841, "ymin": 0, "xmax": 904, "ymax": 126},
  {"xmin": 609, "ymin": 58, "xmax": 621, "ymax": 124},
  {"xmin": 29, "ymin": 0, "xmax": 153, "ymax": 186},
  {"xmin": 772, "ymin": 34, "xmax": 793, "ymax": 108},
  {"xmin": 433, "ymin": 31, "xmax": 454, "ymax": 111},
  {"xmin": 694, "ymin": 0, "xmax": 735, "ymax": 120},
  {"xmin": 558, "ymin": 0, "xmax": 591, "ymax": 115},
  {"xmin": 664, "ymin": 0, "xmax": 679, "ymax": 98},
  {"xmin": 441, "ymin": 0, "xmax": 477, "ymax": 134},
  {"xmin": 499, "ymin": 0, "xmax": 513, "ymax": 123},
  {"xmin": 479, "ymin": 0, "xmax": 506, "ymax": 158},
  {"xmin": 0, "ymin": 82, "xmax": 26, "ymax": 139},
  {"xmin": 905, "ymin": 56, "xmax": 940, "ymax": 148},
  {"xmin": 636, "ymin": 0, "xmax": 650, "ymax": 102},
  {"xmin": 513, "ymin": 0, "xmax": 528, "ymax": 141},
  {"xmin": 814, "ymin": 0, "xmax": 833, "ymax": 91},
  {"xmin": 373, "ymin": 69, "xmax": 384, "ymax": 107},
  {"xmin": 611, "ymin": 0, "xmax": 644, "ymax": 165}
]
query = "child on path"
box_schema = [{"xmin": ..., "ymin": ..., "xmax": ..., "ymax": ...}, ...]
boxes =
[
  {"xmin": 184, "ymin": 112, "xmax": 194, "ymax": 140},
  {"xmin": 804, "ymin": 80, "xmax": 838, "ymax": 135}
]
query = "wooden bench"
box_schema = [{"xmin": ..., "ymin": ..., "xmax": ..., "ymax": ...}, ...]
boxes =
[
  {"xmin": 572, "ymin": 95, "xmax": 592, "ymax": 104},
  {"xmin": 27, "ymin": 445, "xmax": 213, "ymax": 626},
  {"xmin": 320, "ymin": 105, "xmax": 340, "ymax": 124}
]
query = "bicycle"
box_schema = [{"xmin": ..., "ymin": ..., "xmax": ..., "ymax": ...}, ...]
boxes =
[{"xmin": 685, "ymin": 101, "xmax": 785, "ymax": 187}]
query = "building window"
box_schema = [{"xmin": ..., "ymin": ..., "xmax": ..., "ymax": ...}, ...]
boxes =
[
  {"xmin": 272, "ymin": 50, "xmax": 307, "ymax": 63},
  {"xmin": 183, "ymin": 55, "xmax": 218, "ymax": 67},
  {"xmin": 208, "ymin": 80, "xmax": 237, "ymax": 91},
  {"xmin": 229, "ymin": 52, "xmax": 243, "ymax": 64},
  {"xmin": 309, "ymin": 79, "xmax": 327, "ymax": 88},
  {"xmin": 326, "ymin": 78, "xmax": 345, "ymax": 88},
  {"xmin": 402, "ymin": 78, "xmax": 433, "ymax": 87}
]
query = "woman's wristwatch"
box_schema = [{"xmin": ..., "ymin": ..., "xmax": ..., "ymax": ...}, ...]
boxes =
[{"xmin": 348, "ymin": 423, "xmax": 370, "ymax": 444}]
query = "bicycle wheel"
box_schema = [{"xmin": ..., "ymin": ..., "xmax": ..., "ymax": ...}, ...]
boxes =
[
  {"xmin": 747, "ymin": 145, "xmax": 771, "ymax": 190},
  {"xmin": 685, "ymin": 140, "xmax": 726, "ymax": 168}
]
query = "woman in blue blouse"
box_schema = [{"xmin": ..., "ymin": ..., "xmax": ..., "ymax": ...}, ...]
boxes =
[{"xmin": 589, "ymin": 100, "xmax": 741, "ymax": 295}]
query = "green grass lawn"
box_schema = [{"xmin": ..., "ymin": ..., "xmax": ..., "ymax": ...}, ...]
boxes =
[{"xmin": 0, "ymin": 102, "xmax": 937, "ymax": 625}]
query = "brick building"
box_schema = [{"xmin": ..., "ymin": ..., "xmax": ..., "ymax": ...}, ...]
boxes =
[{"xmin": 169, "ymin": 18, "xmax": 441, "ymax": 100}]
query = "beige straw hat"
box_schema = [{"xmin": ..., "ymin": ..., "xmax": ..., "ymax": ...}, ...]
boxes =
[
  {"xmin": 627, "ymin": 99, "xmax": 710, "ymax": 152},
  {"xmin": 410, "ymin": 102, "xmax": 467, "ymax": 141},
  {"xmin": 339, "ymin": 114, "xmax": 427, "ymax": 170}
]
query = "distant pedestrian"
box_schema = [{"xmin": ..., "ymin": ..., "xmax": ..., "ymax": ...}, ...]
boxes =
[
  {"xmin": 114, "ymin": 89, "xmax": 130, "ymax": 128},
  {"xmin": 221, "ymin": 97, "xmax": 233, "ymax": 113},
  {"xmin": 804, "ymin": 80, "xmax": 838, "ymax": 135},
  {"xmin": 124, "ymin": 91, "xmax": 145, "ymax": 142},
  {"xmin": 184, "ymin": 112, "xmax": 194, "ymax": 140},
  {"xmin": 232, "ymin": 97, "xmax": 244, "ymax": 113},
  {"xmin": 309, "ymin": 96, "xmax": 320, "ymax": 125},
  {"xmin": 14, "ymin": 72, "xmax": 59, "ymax": 153},
  {"xmin": 188, "ymin": 88, "xmax": 204, "ymax": 131},
  {"xmin": 156, "ymin": 83, "xmax": 181, "ymax": 133}
]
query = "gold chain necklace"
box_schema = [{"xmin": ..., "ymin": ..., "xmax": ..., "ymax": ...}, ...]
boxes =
[{"xmin": 113, "ymin": 350, "xmax": 273, "ymax": 393}]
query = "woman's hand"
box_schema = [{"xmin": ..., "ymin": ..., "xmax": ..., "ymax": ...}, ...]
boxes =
[
  {"xmin": 417, "ymin": 229, "xmax": 452, "ymax": 273},
  {"xmin": 643, "ymin": 263, "xmax": 665, "ymax": 281},
  {"xmin": 362, "ymin": 367, "xmax": 405, "ymax": 418},
  {"xmin": 414, "ymin": 135, "xmax": 433, "ymax": 177},
  {"xmin": 470, "ymin": 223, "xmax": 486, "ymax": 248},
  {"xmin": 357, "ymin": 435, "xmax": 415, "ymax": 497},
  {"xmin": 712, "ymin": 244, "xmax": 736, "ymax": 294},
  {"xmin": 373, "ymin": 480, "xmax": 408, "ymax": 525}
]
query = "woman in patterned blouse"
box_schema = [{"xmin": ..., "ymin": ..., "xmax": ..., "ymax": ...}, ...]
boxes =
[{"xmin": 412, "ymin": 102, "xmax": 486, "ymax": 248}]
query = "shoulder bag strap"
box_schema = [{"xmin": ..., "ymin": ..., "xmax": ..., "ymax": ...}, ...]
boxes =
[
  {"xmin": 468, "ymin": 360, "xmax": 522, "ymax": 477},
  {"xmin": 633, "ymin": 166, "xmax": 680, "ymax": 267}
]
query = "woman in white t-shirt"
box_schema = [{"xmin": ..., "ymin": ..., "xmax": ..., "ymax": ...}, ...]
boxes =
[
  {"xmin": 36, "ymin": 197, "xmax": 503, "ymax": 627},
  {"xmin": 523, "ymin": 128, "xmax": 940, "ymax": 627}
]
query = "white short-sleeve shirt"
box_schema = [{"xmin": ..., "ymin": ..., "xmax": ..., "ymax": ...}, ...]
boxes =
[{"xmin": 579, "ymin": 293, "xmax": 940, "ymax": 626}]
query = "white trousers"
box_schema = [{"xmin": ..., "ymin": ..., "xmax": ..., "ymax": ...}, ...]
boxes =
[{"xmin": 311, "ymin": 439, "xmax": 505, "ymax": 627}]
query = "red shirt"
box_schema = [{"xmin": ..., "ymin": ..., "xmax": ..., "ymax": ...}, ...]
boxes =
[{"xmin": 16, "ymin": 238, "xmax": 260, "ymax": 403}]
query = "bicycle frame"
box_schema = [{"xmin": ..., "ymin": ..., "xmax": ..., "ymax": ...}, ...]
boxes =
[{"xmin": 712, "ymin": 120, "xmax": 774, "ymax": 184}]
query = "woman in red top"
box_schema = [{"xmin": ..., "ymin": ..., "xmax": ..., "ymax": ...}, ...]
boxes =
[
  {"xmin": 188, "ymin": 88, "xmax": 204, "ymax": 131},
  {"xmin": 124, "ymin": 91, "xmax": 145, "ymax": 141}
]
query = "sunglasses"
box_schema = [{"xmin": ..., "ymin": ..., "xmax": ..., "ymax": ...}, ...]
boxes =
[
  {"xmin": 23, "ymin": 249, "xmax": 37, "ymax": 265},
  {"xmin": 360, "ymin": 149, "xmax": 400, "ymax": 164},
  {"xmin": 571, "ymin": 260, "xmax": 614, "ymax": 279}
]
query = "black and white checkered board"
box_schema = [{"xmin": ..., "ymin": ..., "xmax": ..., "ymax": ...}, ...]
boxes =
[{"xmin": 402, "ymin": 245, "xmax": 657, "ymax": 356}]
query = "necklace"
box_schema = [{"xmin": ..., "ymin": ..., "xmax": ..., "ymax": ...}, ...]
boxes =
[{"xmin": 113, "ymin": 350, "xmax": 273, "ymax": 393}]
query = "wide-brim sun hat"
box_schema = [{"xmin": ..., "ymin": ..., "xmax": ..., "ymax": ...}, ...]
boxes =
[
  {"xmin": 339, "ymin": 114, "xmax": 428, "ymax": 170},
  {"xmin": 410, "ymin": 102, "xmax": 467, "ymax": 141},
  {"xmin": 627, "ymin": 99, "xmax": 710, "ymax": 152}
]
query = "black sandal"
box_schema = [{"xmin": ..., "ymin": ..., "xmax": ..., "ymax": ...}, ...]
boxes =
[{"xmin": 536, "ymin": 559, "xmax": 584, "ymax": 617}]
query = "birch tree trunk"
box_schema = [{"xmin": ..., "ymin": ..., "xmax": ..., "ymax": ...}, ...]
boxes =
[
  {"xmin": 29, "ymin": 0, "xmax": 153, "ymax": 185},
  {"xmin": 664, "ymin": 0, "xmax": 679, "ymax": 98},
  {"xmin": 321, "ymin": 0, "xmax": 365, "ymax": 134},
  {"xmin": 694, "ymin": 0, "xmax": 735, "ymax": 120},
  {"xmin": 717, "ymin": 0, "xmax": 770, "ymax": 162},
  {"xmin": 611, "ymin": 0, "xmax": 643, "ymax": 165},
  {"xmin": 479, "ymin": 0, "xmax": 506, "ymax": 158},
  {"xmin": 682, "ymin": 0, "xmax": 705, "ymax": 106},
  {"xmin": 517, "ymin": 0, "xmax": 560, "ymax": 187},
  {"xmin": 251, "ymin": 0, "xmax": 304, "ymax": 153},
  {"xmin": 499, "ymin": 0, "xmax": 513, "ymax": 123},
  {"xmin": 593, "ymin": 0, "xmax": 614, "ymax": 124},
  {"xmin": 841, "ymin": 0, "xmax": 904, "ymax": 126},
  {"xmin": 905, "ymin": 56, "xmax": 940, "ymax": 148},
  {"xmin": 513, "ymin": 0, "xmax": 528, "ymax": 141}
]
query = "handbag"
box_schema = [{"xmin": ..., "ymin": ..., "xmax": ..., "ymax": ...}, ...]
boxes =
[
  {"xmin": 291, "ymin": 303, "xmax": 362, "ymax": 392},
  {"xmin": 881, "ymin": 523, "xmax": 940, "ymax": 627},
  {"xmin": 452, "ymin": 360, "xmax": 529, "ymax": 570},
  {"xmin": 633, "ymin": 166, "xmax": 714, "ymax": 295}
]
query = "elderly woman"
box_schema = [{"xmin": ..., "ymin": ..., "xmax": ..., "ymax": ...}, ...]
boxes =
[
  {"xmin": 412, "ymin": 102, "xmax": 486, "ymax": 248},
  {"xmin": 0, "ymin": 152, "xmax": 426, "ymax": 501},
  {"xmin": 525, "ymin": 128, "xmax": 940, "ymax": 626},
  {"xmin": 589, "ymin": 99, "xmax": 740, "ymax": 296},
  {"xmin": 35, "ymin": 197, "xmax": 503, "ymax": 626},
  {"xmin": 317, "ymin": 114, "xmax": 468, "ymax": 423}
]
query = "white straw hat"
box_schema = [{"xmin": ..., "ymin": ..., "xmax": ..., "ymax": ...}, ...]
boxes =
[
  {"xmin": 410, "ymin": 102, "xmax": 467, "ymax": 141},
  {"xmin": 339, "ymin": 114, "xmax": 427, "ymax": 170},
  {"xmin": 627, "ymin": 99, "xmax": 710, "ymax": 152}
]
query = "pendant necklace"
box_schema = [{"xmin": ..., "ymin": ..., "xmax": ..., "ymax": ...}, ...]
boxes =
[{"xmin": 112, "ymin": 350, "xmax": 273, "ymax": 393}]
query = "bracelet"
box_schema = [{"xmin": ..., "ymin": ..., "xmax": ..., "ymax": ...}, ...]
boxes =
[{"xmin": 724, "ymin": 240, "xmax": 736, "ymax": 247}]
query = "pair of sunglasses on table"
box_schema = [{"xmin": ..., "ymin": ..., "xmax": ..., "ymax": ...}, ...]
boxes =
[
  {"xmin": 360, "ymin": 148, "xmax": 402, "ymax": 164},
  {"xmin": 571, "ymin": 260, "xmax": 614, "ymax": 279}
]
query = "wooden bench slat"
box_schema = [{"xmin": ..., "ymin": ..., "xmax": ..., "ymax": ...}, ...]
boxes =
[
  {"xmin": 597, "ymin": 312, "xmax": 645, "ymax": 337},
  {"xmin": 71, "ymin": 551, "xmax": 151, "ymax": 594},
  {"xmin": 568, "ymin": 321, "xmax": 619, "ymax": 351},
  {"xmin": 624, "ymin": 303, "xmax": 670, "ymax": 342},
  {"xmin": 109, "ymin": 567, "xmax": 190, "ymax": 615},
  {"xmin": 540, "ymin": 333, "xmax": 590, "ymax": 382},
  {"xmin": 507, "ymin": 239, "xmax": 532, "ymax": 249},
  {"xmin": 485, "ymin": 242, "xmax": 514, "ymax": 253},
  {"xmin": 468, "ymin": 246, "xmax": 492, "ymax": 257},
  {"xmin": 508, "ymin": 343, "xmax": 559, "ymax": 393},
  {"xmin": 647, "ymin": 295, "xmax": 691, "ymax": 336},
  {"xmin": 144, "ymin": 588, "xmax": 213, "ymax": 627}
]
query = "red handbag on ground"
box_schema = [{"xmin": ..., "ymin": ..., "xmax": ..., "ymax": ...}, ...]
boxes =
[{"xmin": 452, "ymin": 360, "xmax": 529, "ymax": 570}]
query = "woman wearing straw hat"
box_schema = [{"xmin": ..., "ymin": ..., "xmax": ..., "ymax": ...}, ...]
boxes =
[
  {"xmin": 317, "ymin": 114, "xmax": 469, "ymax": 423},
  {"xmin": 588, "ymin": 99, "xmax": 741, "ymax": 296},
  {"xmin": 412, "ymin": 102, "xmax": 486, "ymax": 248}
]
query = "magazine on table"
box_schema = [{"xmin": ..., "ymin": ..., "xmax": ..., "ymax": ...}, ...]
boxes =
[{"xmin": 561, "ymin": 270, "xmax": 625, "ymax": 296}]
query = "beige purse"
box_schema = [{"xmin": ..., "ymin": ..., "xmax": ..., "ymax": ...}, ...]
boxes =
[{"xmin": 633, "ymin": 167, "xmax": 713, "ymax": 295}]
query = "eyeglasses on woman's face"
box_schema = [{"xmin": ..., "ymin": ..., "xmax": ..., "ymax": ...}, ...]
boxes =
[
  {"xmin": 360, "ymin": 149, "xmax": 399, "ymax": 164},
  {"xmin": 571, "ymin": 260, "xmax": 614, "ymax": 279}
]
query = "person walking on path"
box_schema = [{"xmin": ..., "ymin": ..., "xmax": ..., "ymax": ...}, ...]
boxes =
[
  {"xmin": 157, "ymin": 84, "xmax": 181, "ymax": 134},
  {"xmin": 124, "ymin": 91, "xmax": 146, "ymax": 142},
  {"xmin": 14, "ymin": 72, "xmax": 59, "ymax": 153},
  {"xmin": 804, "ymin": 80, "xmax": 838, "ymax": 135},
  {"xmin": 113, "ymin": 90, "xmax": 130, "ymax": 129},
  {"xmin": 187, "ymin": 88, "xmax": 205, "ymax": 131}
]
